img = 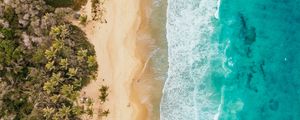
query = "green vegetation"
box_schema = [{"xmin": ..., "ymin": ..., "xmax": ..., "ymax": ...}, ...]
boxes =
[
  {"xmin": 92, "ymin": 0, "xmax": 100, "ymax": 9},
  {"xmin": 101, "ymin": 109, "xmax": 110, "ymax": 117},
  {"xmin": 45, "ymin": 0, "xmax": 88, "ymax": 10},
  {"xmin": 79, "ymin": 15, "xmax": 88, "ymax": 25},
  {"xmin": 91, "ymin": 0, "xmax": 106, "ymax": 21},
  {"xmin": 97, "ymin": 85, "xmax": 110, "ymax": 118},
  {"xmin": 0, "ymin": 0, "xmax": 98, "ymax": 119},
  {"xmin": 98, "ymin": 85, "xmax": 109, "ymax": 103},
  {"xmin": 45, "ymin": 0, "xmax": 73, "ymax": 7}
]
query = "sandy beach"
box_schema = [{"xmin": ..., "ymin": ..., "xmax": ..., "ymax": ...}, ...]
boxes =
[{"xmin": 76, "ymin": 0, "xmax": 155, "ymax": 119}]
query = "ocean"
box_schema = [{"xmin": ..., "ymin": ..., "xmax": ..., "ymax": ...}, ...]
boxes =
[{"xmin": 160, "ymin": 0, "xmax": 300, "ymax": 120}]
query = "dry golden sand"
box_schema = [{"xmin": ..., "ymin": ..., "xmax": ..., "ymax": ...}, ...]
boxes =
[{"xmin": 75, "ymin": 0, "xmax": 161, "ymax": 120}]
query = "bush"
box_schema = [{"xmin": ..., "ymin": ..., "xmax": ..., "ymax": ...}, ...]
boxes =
[
  {"xmin": 0, "ymin": 28, "xmax": 14, "ymax": 39},
  {"xmin": 79, "ymin": 15, "xmax": 88, "ymax": 25},
  {"xmin": 45, "ymin": 0, "xmax": 73, "ymax": 8},
  {"xmin": 45, "ymin": 0, "xmax": 88, "ymax": 10}
]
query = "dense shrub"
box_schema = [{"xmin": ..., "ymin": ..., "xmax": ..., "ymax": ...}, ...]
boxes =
[{"xmin": 45, "ymin": 0, "xmax": 88, "ymax": 10}]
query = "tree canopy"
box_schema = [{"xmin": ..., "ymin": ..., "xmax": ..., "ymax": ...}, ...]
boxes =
[{"xmin": 0, "ymin": 0, "xmax": 98, "ymax": 119}]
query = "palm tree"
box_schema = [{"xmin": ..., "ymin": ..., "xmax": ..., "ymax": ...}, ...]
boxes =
[
  {"xmin": 98, "ymin": 85, "xmax": 109, "ymax": 103},
  {"xmin": 98, "ymin": 92, "xmax": 108, "ymax": 103},
  {"xmin": 70, "ymin": 92, "xmax": 79, "ymax": 101},
  {"xmin": 87, "ymin": 55, "xmax": 97, "ymax": 68},
  {"xmin": 59, "ymin": 58, "xmax": 68, "ymax": 70},
  {"xmin": 52, "ymin": 39, "xmax": 64, "ymax": 50},
  {"xmin": 73, "ymin": 78, "xmax": 82, "ymax": 89},
  {"xmin": 51, "ymin": 72, "xmax": 63, "ymax": 83},
  {"xmin": 88, "ymin": 72, "xmax": 97, "ymax": 80},
  {"xmin": 52, "ymin": 113, "xmax": 60, "ymax": 120},
  {"xmin": 58, "ymin": 105, "xmax": 72, "ymax": 119},
  {"xmin": 86, "ymin": 108, "xmax": 93, "ymax": 117},
  {"xmin": 101, "ymin": 109, "xmax": 109, "ymax": 117},
  {"xmin": 45, "ymin": 47, "xmax": 57, "ymax": 60},
  {"xmin": 59, "ymin": 25, "xmax": 69, "ymax": 39},
  {"xmin": 50, "ymin": 95, "xmax": 61, "ymax": 103},
  {"xmin": 99, "ymin": 85, "xmax": 109, "ymax": 93},
  {"xmin": 77, "ymin": 48, "xmax": 87, "ymax": 62},
  {"xmin": 42, "ymin": 107, "xmax": 55, "ymax": 119},
  {"xmin": 43, "ymin": 73, "xmax": 62, "ymax": 94},
  {"xmin": 43, "ymin": 80, "xmax": 56, "ymax": 94},
  {"xmin": 60, "ymin": 84, "xmax": 73, "ymax": 95},
  {"xmin": 50, "ymin": 26, "xmax": 61, "ymax": 38},
  {"xmin": 72, "ymin": 106, "xmax": 84, "ymax": 116},
  {"xmin": 79, "ymin": 15, "xmax": 88, "ymax": 25},
  {"xmin": 60, "ymin": 84, "xmax": 78, "ymax": 100},
  {"xmin": 50, "ymin": 25, "xmax": 69, "ymax": 39},
  {"xmin": 67, "ymin": 68, "xmax": 78, "ymax": 78},
  {"xmin": 45, "ymin": 61, "xmax": 55, "ymax": 70}
]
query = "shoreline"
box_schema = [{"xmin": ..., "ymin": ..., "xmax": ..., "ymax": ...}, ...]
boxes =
[
  {"xmin": 77, "ymin": 0, "xmax": 158, "ymax": 119},
  {"xmin": 131, "ymin": 0, "xmax": 166, "ymax": 119},
  {"xmin": 131, "ymin": 0, "xmax": 152, "ymax": 119}
]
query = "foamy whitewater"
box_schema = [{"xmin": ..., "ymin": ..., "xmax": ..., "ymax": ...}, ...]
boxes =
[
  {"xmin": 161, "ymin": 0, "xmax": 219, "ymax": 119},
  {"xmin": 161, "ymin": 0, "xmax": 300, "ymax": 120}
]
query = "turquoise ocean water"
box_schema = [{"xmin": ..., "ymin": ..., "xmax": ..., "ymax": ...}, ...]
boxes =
[{"xmin": 161, "ymin": 0, "xmax": 300, "ymax": 120}]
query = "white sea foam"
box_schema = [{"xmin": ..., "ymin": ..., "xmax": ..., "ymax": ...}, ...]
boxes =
[
  {"xmin": 160, "ymin": 0, "xmax": 219, "ymax": 120},
  {"xmin": 215, "ymin": 0, "xmax": 221, "ymax": 19},
  {"xmin": 213, "ymin": 86, "xmax": 225, "ymax": 120}
]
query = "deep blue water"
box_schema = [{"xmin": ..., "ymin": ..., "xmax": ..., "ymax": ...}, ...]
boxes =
[{"xmin": 161, "ymin": 0, "xmax": 300, "ymax": 120}]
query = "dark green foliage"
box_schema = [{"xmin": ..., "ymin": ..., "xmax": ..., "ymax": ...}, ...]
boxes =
[
  {"xmin": 101, "ymin": 109, "xmax": 109, "ymax": 117},
  {"xmin": 31, "ymin": 48, "xmax": 48, "ymax": 64},
  {"xmin": 3, "ymin": 6, "xmax": 19, "ymax": 29},
  {"xmin": 3, "ymin": 6, "xmax": 16, "ymax": 23},
  {"xmin": 0, "ymin": 0, "xmax": 98, "ymax": 119},
  {"xmin": 92, "ymin": 0, "xmax": 100, "ymax": 8},
  {"xmin": 79, "ymin": 15, "xmax": 88, "ymax": 25},
  {"xmin": 0, "ymin": 90, "xmax": 34, "ymax": 119},
  {"xmin": 0, "ymin": 40, "xmax": 17, "ymax": 64},
  {"xmin": 98, "ymin": 85, "xmax": 109, "ymax": 103},
  {"xmin": 0, "ymin": 28, "xmax": 15, "ymax": 39},
  {"xmin": 45, "ymin": 0, "xmax": 73, "ymax": 7},
  {"xmin": 45, "ymin": 0, "xmax": 88, "ymax": 10}
]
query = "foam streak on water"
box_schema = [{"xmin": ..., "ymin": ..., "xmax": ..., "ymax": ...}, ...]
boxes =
[{"xmin": 160, "ymin": 0, "xmax": 218, "ymax": 120}]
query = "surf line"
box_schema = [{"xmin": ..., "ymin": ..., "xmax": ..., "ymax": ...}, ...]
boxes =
[{"xmin": 135, "ymin": 48, "xmax": 160, "ymax": 82}]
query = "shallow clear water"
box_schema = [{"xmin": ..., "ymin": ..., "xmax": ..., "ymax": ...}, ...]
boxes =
[
  {"xmin": 150, "ymin": 0, "xmax": 168, "ymax": 81},
  {"xmin": 161, "ymin": 0, "xmax": 300, "ymax": 120},
  {"xmin": 218, "ymin": 0, "xmax": 300, "ymax": 119}
]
